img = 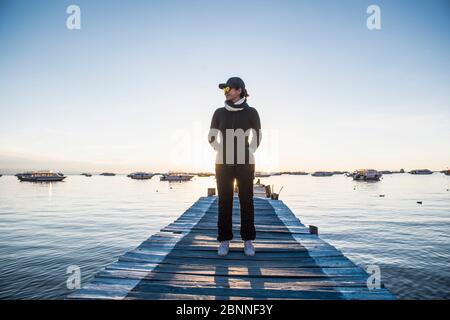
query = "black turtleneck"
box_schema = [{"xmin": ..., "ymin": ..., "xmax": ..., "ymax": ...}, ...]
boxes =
[{"xmin": 208, "ymin": 99, "xmax": 261, "ymax": 165}]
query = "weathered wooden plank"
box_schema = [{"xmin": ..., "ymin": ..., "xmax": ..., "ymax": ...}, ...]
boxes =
[
  {"xmin": 125, "ymin": 282, "xmax": 394, "ymax": 300},
  {"xmin": 165, "ymin": 231, "xmax": 306, "ymax": 240},
  {"xmin": 166, "ymin": 222, "xmax": 304, "ymax": 229},
  {"xmin": 107, "ymin": 262, "xmax": 369, "ymax": 278},
  {"xmin": 130, "ymin": 248, "xmax": 344, "ymax": 260},
  {"xmin": 97, "ymin": 269, "xmax": 371, "ymax": 286},
  {"xmin": 125, "ymin": 283, "xmax": 344, "ymax": 299},
  {"xmin": 132, "ymin": 279, "xmax": 391, "ymax": 295},
  {"xmin": 126, "ymin": 292, "xmax": 255, "ymax": 300},
  {"xmin": 119, "ymin": 253, "xmax": 356, "ymax": 268},
  {"xmin": 162, "ymin": 226, "xmax": 310, "ymax": 234}
]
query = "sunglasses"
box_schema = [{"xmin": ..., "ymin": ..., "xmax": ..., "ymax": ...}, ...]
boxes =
[{"xmin": 223, "ymin": 86, "xmax": 233, "ymax": 94}]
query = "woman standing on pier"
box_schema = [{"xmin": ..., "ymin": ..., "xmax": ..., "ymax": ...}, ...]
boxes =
[{"xmin": 208, "ymin": 77, "xmax": 262, "ymax": 257}]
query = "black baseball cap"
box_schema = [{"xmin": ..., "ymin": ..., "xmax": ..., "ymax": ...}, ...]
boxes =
[{"xmin": 218, "ymin": 77, "xmax": 249, "ymax": 96}]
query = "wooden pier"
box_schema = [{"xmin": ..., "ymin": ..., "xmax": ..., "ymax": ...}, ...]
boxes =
[{"xmin": 68, "ymin": 195, "xmax": 395, "ymax": 300}]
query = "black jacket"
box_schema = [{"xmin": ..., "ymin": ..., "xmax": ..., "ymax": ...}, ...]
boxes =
[{"xmin": 208, "ymin": 99, "xmax": 261, "ymax": 165}]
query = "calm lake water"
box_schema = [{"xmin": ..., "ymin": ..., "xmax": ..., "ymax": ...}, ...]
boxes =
[{"xmin": 0, "ymin": 173, "xmax": 449, "ymax": 299}]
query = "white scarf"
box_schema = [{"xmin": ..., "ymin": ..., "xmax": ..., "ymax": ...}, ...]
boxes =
[{"xmin": 224, "ymin": 97, "xmax": 246, "ymax": 111}]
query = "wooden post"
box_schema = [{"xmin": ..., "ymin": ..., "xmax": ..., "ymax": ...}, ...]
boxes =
[
  {"xmin": 265, "ymin": 185, "xmax": 271, "ymax": 198},
  {"xmin": 309, "ymin": 225, "xmax": 318, "ymax": 235},
  {"xmin": 207, "ymin": 188, "xmax": 216, "ymax": 197}
]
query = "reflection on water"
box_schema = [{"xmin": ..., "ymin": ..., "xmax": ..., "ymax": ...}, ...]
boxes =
[{"xmin": 0, "ymin": 173, "xmax": 449, "ymax": 299}]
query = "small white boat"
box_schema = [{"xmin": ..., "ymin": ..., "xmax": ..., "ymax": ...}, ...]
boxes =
[
  {"xmin": 353, "ymin": 169, "xmax": 382, "ymax": 181},
  {"xmin": 253, "ymin": 183, "xmax": 269, "ymax": 198},
  {"xmin": 100, "ymin": 172, "xmax": 116, "ymax": 176},
  {"xmin": 311, "ymin": 171, "xmax": 334, "ymax": 177},
  {"xmin": 289, "ymin": 171, "xmax": 309, "ymax": 175},
  {"xmin": 409, "ymin": 169, "xmax": 433, "ymax": 175},
  {"xmin": 255, "ymin": 172, "xmax": 271, "ymax": 177},
  {"xmin": 160, "ymin": 173, "xmax": 194, "ymax": 181},
  {"xmin": 17, "ymin": 171, "xmax": 66, "ymax": 182},
  {"xmin": 197, "ymin": 172, "xmax": 214, "ymax": 177},
  {"xmin": 128, "ymin": 172, "xmax": 154, "ymax": 180}
]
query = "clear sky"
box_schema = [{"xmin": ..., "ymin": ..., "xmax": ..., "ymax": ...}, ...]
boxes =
[{"xmin": 0, "ymin": 0, "xmax": 449, "ymax": 174}]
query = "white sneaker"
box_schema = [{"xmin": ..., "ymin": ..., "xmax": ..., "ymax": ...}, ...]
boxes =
[
  {"xmin": 218, "ymin": 241, "xmax": 230, "ymax": 256},
  {"xmin": 244, "ymin": 240, "xmax": 255, "ymax": 256}
]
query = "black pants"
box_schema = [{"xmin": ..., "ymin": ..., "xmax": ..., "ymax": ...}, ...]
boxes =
[{"xmin": 215, "ymin": 164, "xmax": 256, "ymax": 242}]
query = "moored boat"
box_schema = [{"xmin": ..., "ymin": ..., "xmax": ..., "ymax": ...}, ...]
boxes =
[
  {"xmin": 253, "ymin": 181, "xmax": 271, "ymax": 198},
  {"xmin": 311, "ymin": 171, "xmax": 334, "ymax": 177},
  {"xmin": 288, "ymin": 171, "xmax": 309, "ymax": 175},
  {"xmin": 255, "ymin": 172, "xmax": 271, "ymax": 177},
  {"xmin": 352, "ymin": 169, "xmax": 382, "ymax": 181},
  {"xmin": 81, "ymin": 173, "xmax": 92, "ymax": 177},
  {"xmin": 100, "ymin": 172, "xmax": 116, "ymax": 176},
  {"xmin": 197, "ymin": 172, "xmax": 214, "ymax": 177},
  {"xmin": 17, "ymin": 171, "xmax": 66, "ymax": 182},
  {"xmin": 444, "ymin": 170, "xmax": 450, "ymax": 176},
  {"xmin": 160, "ymin": 173, "xmax": 194, "ymax": 181},
  {"xmin": 409, "ymin": 169, "xmax": 433, "ymax": 175},
  {"xmin": 127, "ymin": 172, "xmax": 154, "ymax": 180}
]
